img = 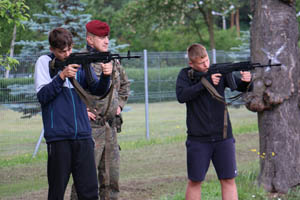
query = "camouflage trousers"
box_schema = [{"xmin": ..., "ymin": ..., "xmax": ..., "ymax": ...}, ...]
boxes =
[{"xmin": 70, "ymin": 122, "xmax": 120, "ymax": 200}]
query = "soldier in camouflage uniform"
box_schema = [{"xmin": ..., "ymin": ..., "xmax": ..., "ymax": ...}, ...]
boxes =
[{"xmin": 70, "ymin": 20, "xmax": 130, "ymax": 200}]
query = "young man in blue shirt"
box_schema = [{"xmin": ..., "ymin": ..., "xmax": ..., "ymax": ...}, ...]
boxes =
[{"xmin": 34, "ymin": 27, "xmax": 112, "ymax": 200}]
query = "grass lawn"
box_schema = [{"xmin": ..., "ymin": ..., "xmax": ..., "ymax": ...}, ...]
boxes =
[{"xmin": 0, "ymin": 101, "xmax": 299, "ymax": 200}]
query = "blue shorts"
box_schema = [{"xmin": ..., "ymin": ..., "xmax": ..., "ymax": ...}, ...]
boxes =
[{"xmin": 186, "ymin": 138, "xmax": 237, "ymax": 182}]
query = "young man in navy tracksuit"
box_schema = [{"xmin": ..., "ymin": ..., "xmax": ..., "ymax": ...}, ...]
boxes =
[
  {"xmin": 34, "ymin": 27, "xmax": 112, "ymax": 200},
  {"xmin": 176, "ymin": 43, "xmax": 252, "ymax": 200}
]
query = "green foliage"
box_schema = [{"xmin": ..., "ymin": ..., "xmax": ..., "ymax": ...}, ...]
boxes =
[
  {"xmin": 0, "ymin": 56, "xmax": 20, "ymax": 71},
  {"xmin": 0, "ymin": 0, "xmax": 30, "ymax": 28},
  {"xmin": 81, "ymin": 0, "xmax": 130, "ymax": 24},
  {"xmin": 0, "ymin": 0, "xmax": 49, "ymax": 55},
  {"xmin": 215, "ymin": 28, "xmax": 243, "ymax": 50},
  {"xmin": 0, "ymin": 0, "xmax": 253, "ymax": 54},
  {"xmin": 121, "ymin": 26, "xmax": 204, "ymax": 52},
  {"xmin": 16, "ymin": 0, "xmax": 92, "ymax": 56},
  {"xmin": 112, "ymin": 0, "xmax": 249, "ymax": 52},
  {"xmin": 0, "ymin": 0, "xmax": 29, "ymax": 71}
]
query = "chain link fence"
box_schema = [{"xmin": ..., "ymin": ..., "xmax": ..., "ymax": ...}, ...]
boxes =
[
  {"xmin": 0, "ymin": 50, "xmax": 249, "ymax": 116},
  {"xmin": 0, "ymin": 50, "xmax": 252, "ymax": 199}
]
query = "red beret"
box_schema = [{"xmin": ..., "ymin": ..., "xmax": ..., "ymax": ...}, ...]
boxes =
[{"xmin": 86, "ymin": 20, "xmax": 110, "ymax": 37}]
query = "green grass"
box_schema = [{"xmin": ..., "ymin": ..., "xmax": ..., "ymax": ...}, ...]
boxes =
[
  {"xmin": 159, "ymin": 161, "xmax": 267, "ymax": 200},
  {"xmin": 0, "ymin": 178, "xmax": 47, "ymax": 197},
  {"xmin": 0, "ymin": 152, "xmax": 47, "ymax": 168},
  {"xmin": 0, "ymin": 103, "xmax": 256, "ymax": 167},
  {"xmin": 160, "ymin": 160, "xmax": 300, "ymax": 200},
  {"xmin": 0, "ymin": 102, "xmax": 259, "ymax": 199},
  {"xmin": 1, "ymin": 101, "xmax": 298, "ymax": 200}
]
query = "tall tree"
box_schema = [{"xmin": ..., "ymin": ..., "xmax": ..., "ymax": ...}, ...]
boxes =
[
  {"xmin": 16, "ymin": 0, "xmax": 128, "ymax": 58},
  {"xmin": 0, "ymin": 0, "xmax": 29, "ymax": 78},
  {"xmin": 81, "ymin": 0, "xmax": 130, "ymax": 24},
  {"xmin": 245, "ymin": 0, "xmax": 300, "ymax": 193},
  {"xmin": 16, "ymin": 0, "xmax": 91, "ymax": 57},
  {"xmin": 117, "ymin": 0, "xmax": 237, "ymax": 51},
  {"xmin": 0, "ymin": 0, "xmax": 49, "ymax": 56},
  {"xmin": 229, "ymin": 1, "xmax": 249, "ymax": 37}
]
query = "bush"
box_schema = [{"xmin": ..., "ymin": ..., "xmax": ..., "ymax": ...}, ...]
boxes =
[
  {"xmin": 215, "ymin": 28, "xmax": 243, "ymax": 51},
  {"xmin": 0, "ymin": 77, "xmax": 34, "ymax": 103}
]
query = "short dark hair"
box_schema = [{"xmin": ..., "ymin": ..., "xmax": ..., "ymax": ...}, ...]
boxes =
[{"xmin": 48, "ymin": 27, "xmax": 73, "ymax": 50}]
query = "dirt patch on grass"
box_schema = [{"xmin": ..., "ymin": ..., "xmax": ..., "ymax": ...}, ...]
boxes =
[{"xmin": 120, "ymin": 176, "xmax": 187, "ymax": 200}]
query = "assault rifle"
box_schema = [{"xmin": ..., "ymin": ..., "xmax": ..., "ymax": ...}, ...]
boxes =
[
  {"xmin": 191, "ymin": 59, "xmax": 281, "ymax": 80},
  {"xmin": 48, "ymin": 50, "xmax": 141, "ymax": 118},
  {"xmin": 50, "ymin": 51, "xmax": 141, "ymax": 72}
]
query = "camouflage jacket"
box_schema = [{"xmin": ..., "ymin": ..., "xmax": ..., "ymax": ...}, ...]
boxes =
[{"xmin": 84, "ymin": 49, "xmax": 130, "ymax": 127}]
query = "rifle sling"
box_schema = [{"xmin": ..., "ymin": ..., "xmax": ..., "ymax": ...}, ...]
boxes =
[
  {"xmin": 68, "ymin": 77, "xmax": 98, "ymax": 116},
  {"xmin": 200, "ymin": 77, "xmax": 228, "ymax": 139},
  {"xmin": 75, "ymin": 62, "xmax": 116, "ymax": 198},
  {"xmin": 101, "ymin": 62, "xmax": 116, "ymax": 197},
  {"xmin": 103, "ymin": 64, "xmax": 116, "ymax": 119},
  {"xmin": 104, "ymin": 121, "xmax": 111, "ymax": 199},
  {"xmin": 73, "ymin": 62, "xmax": 116, "ymax": 198},
  {"xmin": 49, "ymin": 59, "xmax": 99, "ymax": 116}
]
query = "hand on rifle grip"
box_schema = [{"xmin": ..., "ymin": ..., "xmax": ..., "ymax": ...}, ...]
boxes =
[
  {"xmin": 240, "ymin": 71, "xmax": 251, "ymax": 82},
  {"xmin": 211, "ymin": 73, "xmax": 222, "ymax": 85},
  {"xmin": 60, "ymin": 64, "xmax": 80, "ymax": 80},
  {"xmin": 100, "ymin": 62, "xmax": 113, "ymax": 75}
]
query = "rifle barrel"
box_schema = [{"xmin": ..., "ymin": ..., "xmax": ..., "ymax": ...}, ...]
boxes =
[{"xmin": 252, "ymin": 63, "xmax": 281, "ymax": 68}]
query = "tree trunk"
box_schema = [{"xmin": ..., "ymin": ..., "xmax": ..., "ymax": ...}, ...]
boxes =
[
  {"xmin": 5, "ymin": 24, "xmax": 17, "ymax": 79},
  {"xmin": 206, "ymin": 9, "xmax": 215, "ymax": 51},
  {"xmin": 235, "ymin": 9, "xmax": 240, "ymax": 37},
  {"xmin": 185, "ymin": 13, "xmax": 205, "ymax": 44},
  {"xmin": 245, "ymin": 0, "xmax": 300, "ymax": 193},
  {"xmin": 230, "ymin": 11, "xmax": 235, "ymax": 28}
]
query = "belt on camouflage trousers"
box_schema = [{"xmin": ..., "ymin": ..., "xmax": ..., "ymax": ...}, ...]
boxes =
[{"xmin": 93, "ymin": 116, "xmax": 115, "ymax": 127}]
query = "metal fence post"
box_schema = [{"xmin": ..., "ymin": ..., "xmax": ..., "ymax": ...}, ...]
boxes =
[
  {"xmin": 144, "ymin": 49, "xmax": 150, "ymax": 140},
  {"xmin": 32, "ymin": 128, "xmax": 44, "ymax": 158},
  {"xmin": 212, "ymin": 48, "xmax": 217, "ymax": 64}
]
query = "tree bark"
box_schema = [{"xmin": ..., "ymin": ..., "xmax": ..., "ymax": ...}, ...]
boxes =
[
  {"xmin": 230, "ymin": 11, "xmax": 235, "ymax": 28},
  {"xmin": 5, "ymin": 24, "xmax": 17, "ymax": 79},
  {"xmin": 198, "ymin": 6, "xmax": 216, "ymax": 51},
  {"xmin": 206, "ymin": 8, "xmax": 215, "ymax": 51},
  {"xmin": 245, "ymin": 0, "xmax": 300, "ymax": 193},
  {"xmin": 235, "ymin": 9, "xmax": 240, "ymax": 37}
]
